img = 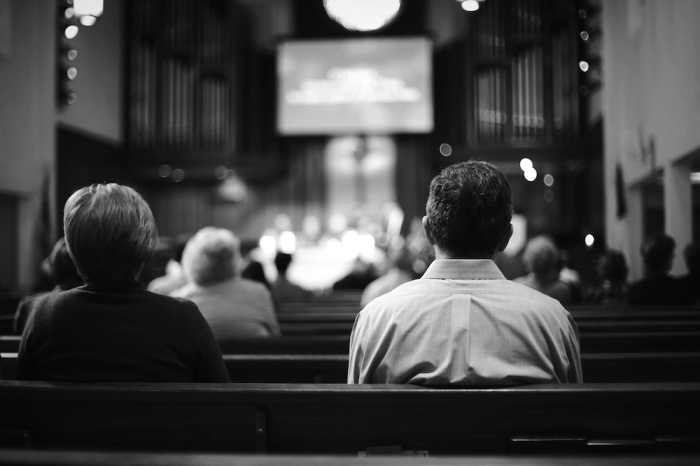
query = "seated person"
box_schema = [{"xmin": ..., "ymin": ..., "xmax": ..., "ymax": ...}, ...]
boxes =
[
  {"xmin": 17, "ymin": 183, "xmax": 230, "ymax": 383},
  {"xmin": 678, "ymin": 243, "xmax": 700, "ymax": 304},
  {"xmin": 173, "ymin": 227, "xmax": 280, "ymax": 339},
  {"xmin": 147, "ymin": 234, "xmax": 190, "ymax": 296},
  {"xmin": 628, "ymin": 234, "xmax": 689, "ymax": 305},
  {"xmin": 240, "ymin": 239, "xmax": 271, "ymax": 291},
  {"xmin": 333, "ymin": 258, "xmax": 379, "ymax": 290},
  {"xmin": 586, "ymin": 249, "xmax": 630, "ymax": 305},
  {"xmin": 360, "ymin": 245, "xmax": 415, "ymax": 308},
  {"xmin": 348, "ymin": 161, "xmax": 582, "ymax": 385},
  {"xmin": 514, "ymin": 236, "xmax": 572, "ymax": 305},
  {"xmin": 14, "ymin": 237, "xmax": 83, "ymax": 334},
  {"xmin": 271, "ymin": 252, "xmax": 311, "ymax": 303}
]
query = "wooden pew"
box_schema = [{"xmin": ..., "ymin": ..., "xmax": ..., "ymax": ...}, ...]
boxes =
[
  {"xmin": 1, "ymin": 381, "xmax": 699, "ymax": 454},
  {"xmin": 277, "ymin": 314, "xmax": 700, "ymax": 336},
  {"xmin": 0, "ymin": 335, "xmax": 19, "ymax": 352},
  {"xmin": 4, "ymin": 352, "xmax": 700, "ymax": 384},
  {"xmin": 3, "ymin": 330, "xmax": 700, "ymax": 355},
  {"xmin": 580, "ymin": 332, "xmax": 700, "ymax": 353},
  {"xmin": 276, "ymin": 291, "xmax": 362, "ymax": 314},
  {"xmin": 276, "ymin": 306, "xmax": 700, "ymax": 336},
  {"xmin": 0, "ymin": 450, "xmax": 699, "ymax": 466}
]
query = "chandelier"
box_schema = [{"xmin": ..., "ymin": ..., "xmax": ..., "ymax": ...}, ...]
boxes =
[{"xmin": 323, "ymin": 0, "xmax": 402, "ymax": 32}]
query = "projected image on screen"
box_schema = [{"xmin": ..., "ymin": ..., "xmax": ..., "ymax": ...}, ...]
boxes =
[{"xmin": 277, "ymin": 38, "xmax": 433, "ymax": 135}]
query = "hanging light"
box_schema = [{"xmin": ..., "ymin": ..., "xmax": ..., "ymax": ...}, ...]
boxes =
[
  {"xmin": 73, "ymin": 0, "xmax": 103, "ymax": 27},
  {"xmin": 323, "ymin": 0, "xmax": 401, "ymax": 32},
  {"xmin": 462, "ymin": 0, "xmax": 480, "ymax": 12}
]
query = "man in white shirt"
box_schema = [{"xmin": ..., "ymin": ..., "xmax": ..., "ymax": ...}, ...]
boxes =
[{"xmin": 348, "ymin": 161, "xmax": 582, "ymax": 385}]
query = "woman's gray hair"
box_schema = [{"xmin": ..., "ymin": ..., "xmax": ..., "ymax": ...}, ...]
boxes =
[
  {"xmin": 522, "ymin": 235, "xmax": 561, "ymax": 277},
  {"xmin": 182, "ymin": 227, "xmax": 241, "ymax": 287},
  {"xmin": 63, "ymin": 183, "xmax": 158, "ymax": 284}
]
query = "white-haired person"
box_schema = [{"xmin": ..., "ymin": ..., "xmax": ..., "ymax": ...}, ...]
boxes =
[
  {"xmin": 172, "ymin": 227, "xmax": 280, "ymax": 340},
  {"xmin": 514, "ymin": 235, "xmax": 572, "ymax": 305},
  {"xmin": 16, "ymin": 184, "xmax": 230, "ymax": 383}
]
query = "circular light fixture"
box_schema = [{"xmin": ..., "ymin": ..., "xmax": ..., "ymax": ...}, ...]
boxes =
[
  {"xmin": 519, "ymin": 158, "xmax": 533, "ymax": 171},
  {"xmin": 67, "ymin": 49, "xmax": 78, "ymax": 61},
  {"xmin": 171, "ymin": 169, "xmax": 185, "ymax": 183},
  {"xmin": 323, "ymin": 0, "xmax": 401, "ymax": 32},
  {"xmin": 65, "ymin": 92, "xmax": 77, "ymax": 105},
  {"xmin": 158, "ymin": 165, "xmax": 172, "ymax": 178},
  {"xmin": 579, "ymin": 61, "xmax": 590, "ymax": 72},
  {"xmin": 439, "ymin": 143, "xmax": 452, "ymax": 157},
  {"xmin": 524, "ymin": 168, "xmax": 537, "ymax": 182},
  {"xmin": 65, "ymin": 25, "xmax": 79, "ymax": 39},
  {"xmin": 80, "ymin": 15, "xmax": 97, "ymax": 26},
  {"xmin": 462, "ymin": 0, "xmax": 480, "ymax": 12},
  {"xmin": 544, "ymin": 189, "xmax": 554, "ymax": 202},
  {"xmin": 580, "ymin": 31, "xmax": 590, "ymax": 41},
  {"xmin": 585, "ymin": 234, "xmax": 595, "ymax": 247},
  {"xmin": 544, "ymin": 174, "xmax": 554, "ymax": 187},
  {"xmin": 66, "ymin": 67, "xmax": 78, "ymax": 80},
  {"xmin": 214, "ymin": 166, "xmax": 228, "ymax": 180}
]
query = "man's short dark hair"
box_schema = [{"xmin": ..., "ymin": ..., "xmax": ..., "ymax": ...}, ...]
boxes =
[
  {"xmin": 426, "ymin": 160, "xmax": 513, "ymax": 258},
  {"xmin": 64, "ymin": 183, "xmax": 157, "ymax": 284},
  {"xmin": 275, "ymin": 252, "xmax": 293, "ymax": 275}
]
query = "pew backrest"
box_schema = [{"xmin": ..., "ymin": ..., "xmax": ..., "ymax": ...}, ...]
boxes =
[
  {"xmin": 1, "ymin": 381, "xmax": 699, "ymax": 454},
  {"xmin": 4, "ymin": 352, "xmax": 700, "ymax": 384}
]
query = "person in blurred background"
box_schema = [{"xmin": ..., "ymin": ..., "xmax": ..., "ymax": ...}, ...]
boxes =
[
  {"xmin": 240, "ymin": 239, "xmax": 271, "ymax": 291},
  {"xmin": 17, "ymin": 183, "xmax": 230, "ymax": 383},
  {"xmin": 678, "ymin": 243, "xmax": 700, "ymax": 304},
  {"xmin": 628, "ymin": 234, "xmax": 688, "ymax": 305},
  {"xmin": 332, "ymin": 258, "xmax": 379, "ymax": 290},
  {"xmin": 13, "ymin": 237, "xmax": 83, "ymax": 334},
  {"xmin": 585, "ymin": 249, "xmax": 630, "ymax": 305},
  {"xmin": 147, "ymin": 234, "xmax": 190, "ymax": 296},
  {"xmin": 271, "ymin": 252, "xmax": 311, "ymax": 303},
  {"xmin": 515, "ymin": 236, "xmax": 572, "ymax": 305},
  {"xmin": 173, "ymin": 227, "xmax": 280, "ymax": 339},
  {"xmin": 360, "ymin": 245, "xmax": 415, "ymax": 307}
]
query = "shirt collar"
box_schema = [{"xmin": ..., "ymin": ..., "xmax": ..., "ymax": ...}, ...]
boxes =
[{"xmin": 421, "ymin": 259, "xmax": 505, "ymax": 280}]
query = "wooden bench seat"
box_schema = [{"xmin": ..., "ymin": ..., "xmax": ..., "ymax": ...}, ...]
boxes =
[{"xmin": 0, "ymin": 381, "xmax": 699, "ymax": 454}]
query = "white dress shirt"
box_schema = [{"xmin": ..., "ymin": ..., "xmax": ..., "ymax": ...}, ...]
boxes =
[{"xmin": 348, "ymin": 259, "xmax": 582, "ymax": 385}]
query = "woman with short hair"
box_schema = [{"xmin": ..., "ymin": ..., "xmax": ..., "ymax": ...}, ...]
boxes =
[
  {"xmin": 172, "ymin": 227, "xmax": 280, "ymax": 340},
  {"xmin": 514, "ymin": 236, "xmax": 572, "ymax": 305},
  {"xmin": 17, "ymin": 183, "xmax": 230, "ymax": 383}
]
